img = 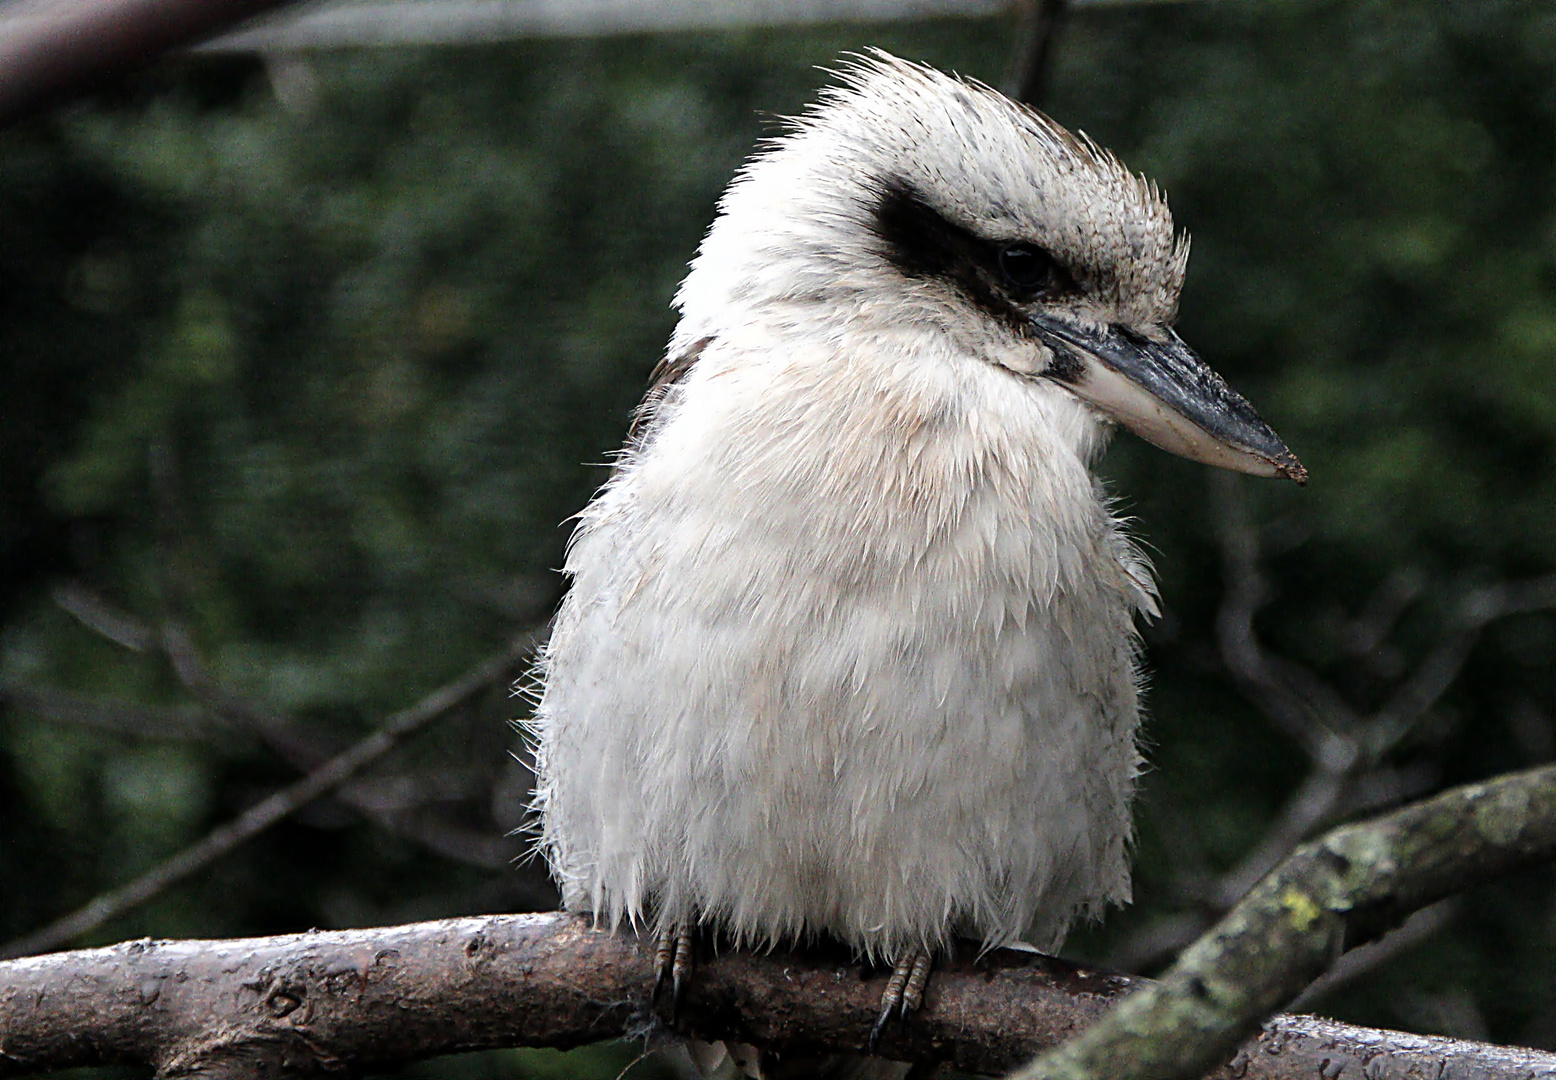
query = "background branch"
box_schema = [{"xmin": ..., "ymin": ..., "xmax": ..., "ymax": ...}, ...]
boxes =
[
  {"xmin": 0, "ymin": 635, "xmax": 538, "ymax": 960},
  {"xmin": 1109, "ymin": 474, "xmax": 1556, "ymax": 975},
  {"xmin": 18, "ymin": 579, "xmax": 535, "ymax": 873},
  {"xmin": 155, "ymin": 614, "xmax": 534, "ymax": 873},
  {"xmin": 1287, "ymin": 898, "xmax": 1458, "ymax": 1013},
  {"xmin": 0, "ymin": 681, "xmax": 212, "ymax": 742},
  {"xmin": 1003, "ymin": 0, "xmax": 1069, "ymax": 106}
]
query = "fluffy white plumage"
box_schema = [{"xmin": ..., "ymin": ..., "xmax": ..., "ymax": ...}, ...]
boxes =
[{"xmin": 529, "ymin": 52, "xmax": 1245, "ymax": 967}]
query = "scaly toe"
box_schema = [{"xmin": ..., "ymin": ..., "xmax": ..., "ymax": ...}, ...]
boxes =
[
  {"xmin": 869, "ymin": 950, "xmax": 926, "ymax": 1052},
  {"xmin": 653, "ymin": 922, "xmax": 695, "ymax": 1020},
  {"xmin": 670, "ymin": 923, "xmax": 694, "ymax": 1018},
  {"xmin": 652, "ymin": 924, "xmax": 675, "ymax": 1003},
  {"xmin": 899, "ymin": 950, "xmax": 932, "ymax": 1019}
]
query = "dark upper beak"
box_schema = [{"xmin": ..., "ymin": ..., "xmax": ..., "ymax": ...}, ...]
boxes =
[{"xmin": 1031, "ymin": 314, "xmax": 1307, "ymax": 484}]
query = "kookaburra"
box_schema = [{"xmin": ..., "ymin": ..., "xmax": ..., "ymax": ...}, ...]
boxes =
[{"xmin": 530, "ymin": 50, "xmax": 1303, "ymax": 1053}]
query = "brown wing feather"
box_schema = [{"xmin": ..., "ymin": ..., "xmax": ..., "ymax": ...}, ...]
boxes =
[{"xmin": 626, "ymin": 335, "xmax": 714, "ymax": 446}]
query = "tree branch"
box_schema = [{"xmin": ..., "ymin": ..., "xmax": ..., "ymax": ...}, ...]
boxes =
[
  {"xmin": 0, "ymin": 0, "xmax": 306, "ymax": 126},
  {"xmin": 1009, "ymin": 763, "xmax": 1556, "ymax": 1080},
  {"xmin": 0, "ymin": 910, "xmax": 1552, "ymax": 1080}
]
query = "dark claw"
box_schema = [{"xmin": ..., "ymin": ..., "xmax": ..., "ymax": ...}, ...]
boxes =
[
  {"xmin": 670, "ymin": 924, "xmax": 693, "ymax": 1019},
  {"xmin": 868, "ymin": 950, "xmax": 934, "ymax": 1052},
  {"xmin": 900, "ymin": 951, "xmax": 932, "ymax": 1018},
  {"xmin": 868, "ymin": 1008, "xmax": 893, "ymax": 1054},
  {"xmin": 868, "ymin": 952, "xmax": 915, "ymax": 1052}
]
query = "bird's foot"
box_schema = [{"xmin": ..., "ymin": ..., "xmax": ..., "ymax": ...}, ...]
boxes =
[
  {"xmin": 653, "ymin": 922, "xmax": 695, "ymax": 1019},
  {"xmin": 868, "ymin": 949, "xmax": 932, "ymax": 1052}
]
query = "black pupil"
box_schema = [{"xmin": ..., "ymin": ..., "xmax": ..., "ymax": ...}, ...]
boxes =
[{"xmin": 999, "ymin": 244, "xmax": 1053, "ymax": 293}]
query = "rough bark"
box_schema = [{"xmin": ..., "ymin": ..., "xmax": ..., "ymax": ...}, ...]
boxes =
[
  {"xmin": 1010, "ymin": 763, "xmax": 1556, "ymax": 1080},
  {"xmin": 1, "ymin": 911, "xmax": 1553, "ymax": 1080}
]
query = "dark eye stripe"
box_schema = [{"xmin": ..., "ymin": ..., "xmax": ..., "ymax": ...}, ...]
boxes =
[{"xmin": 869, "ymin": 178, "xmax": 1077, "ymax": 333}]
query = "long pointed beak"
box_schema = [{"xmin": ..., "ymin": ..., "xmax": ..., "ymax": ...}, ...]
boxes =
[{"xmin": 1033, "ymin": 315, "xmax": 1307, "ymax": 484}]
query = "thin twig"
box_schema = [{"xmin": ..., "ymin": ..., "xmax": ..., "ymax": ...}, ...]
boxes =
[
  {"xmin": 1211, "ymin": 471, "xmax": 1350, "ymax": 750},
  {"xmin": 151, "ymin": 442, "xmax": 547, "ymax": 872},
  {"xmin": 0, "ymin": 634, "xmax": 538, "ymax": 960},
  {"xmin": 1287, "ymin": 898, "xmax": 1458, "ymax": 1012},
  {"xmin": 50, "ymin": 581, "xmax": 156, "ymax": 652},
  {"xmin": 1340, "ymin": 569, "xmax": 1423, "ymax": 664},
  {"xmin": 42, "ymin": 578, "xmax": 533, "ymax": 873},
  {"xmin": 159, "ymin": 620, "xmax": 542, "ymax": 871}
]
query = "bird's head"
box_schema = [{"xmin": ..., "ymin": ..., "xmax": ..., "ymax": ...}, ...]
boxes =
[{"xmin": 675, "ymin": 50, "xmax": 1305, "ymax": 484}]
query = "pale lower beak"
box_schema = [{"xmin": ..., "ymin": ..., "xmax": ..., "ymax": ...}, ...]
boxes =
[{"xmin": 1032, "ymin": 316, "xmax": 1307, "ymax": 484}]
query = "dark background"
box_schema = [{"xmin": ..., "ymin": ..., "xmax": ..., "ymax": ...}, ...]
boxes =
[{"xmin": 3, "ymin": 1, "xmax": 1555, "ymax": 1075}]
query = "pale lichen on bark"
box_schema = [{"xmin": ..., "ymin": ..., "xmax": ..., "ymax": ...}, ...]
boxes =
[{"xmin": 1008, "ymin": 764, "xmax": 1556, "ymax": 1080}]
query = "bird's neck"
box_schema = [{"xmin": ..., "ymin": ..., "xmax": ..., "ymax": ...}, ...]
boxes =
[{"xmin": 666, "ymin": 310, "xmax": 1118, "ymax": 570}]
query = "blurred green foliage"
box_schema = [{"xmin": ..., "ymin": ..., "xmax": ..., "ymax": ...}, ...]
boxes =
[{"xmin": 3, "ymin": 1, "xmax": 1556, "ymax": 1075}]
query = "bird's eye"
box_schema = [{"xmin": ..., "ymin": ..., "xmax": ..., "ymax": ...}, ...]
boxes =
[{"xmin": 999, "ymin": 243, "xmax": 1058, "ymax": 296}]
